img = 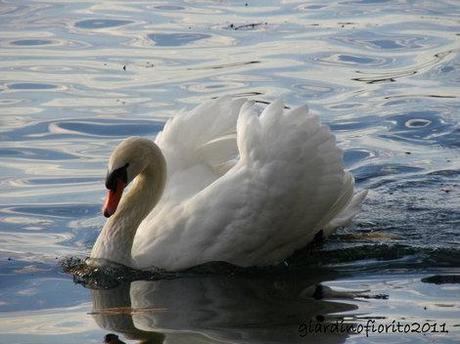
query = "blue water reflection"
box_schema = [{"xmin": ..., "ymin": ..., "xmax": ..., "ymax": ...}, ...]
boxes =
[
  {"xmin": 148, "ymin": 33, "xmax": 211, "ymax": 46},
  {"xmin": 75, "ymin": 19, "xmax": 133, "ymax": 29},
  {"xmin": 8, "ymin": 83, "xmax": 57, "ymax": 90},
  {"xmin": 11, "ymin": 39, "xmax": 53, "ymax": 46}
]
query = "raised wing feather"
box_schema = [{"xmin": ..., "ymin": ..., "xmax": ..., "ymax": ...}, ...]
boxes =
[{"xmin": 156, "ymin": 96, "xmax": 243, "ymax": 176}]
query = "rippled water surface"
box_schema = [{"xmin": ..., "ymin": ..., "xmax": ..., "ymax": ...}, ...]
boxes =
[{"xmin": 1, "ymin": 0, "xmax": 459, "ymax": 343}]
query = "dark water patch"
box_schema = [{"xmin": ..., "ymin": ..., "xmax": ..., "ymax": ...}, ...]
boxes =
[
  {"xmin": 343, "ymin": 149, "xmax": 373, "ymax": 167},
  {"xmin": 0, "ymin": 147, "xmax": 76, "ymax": 160},
  {"xmin": 349, "ymin": 0, "xmax": 391, "ymax": 3},
  {"xmin": 8, "ymin": 82, "xmax": 57, "ymax": 90},
  {"xmin": 297, "ymin": 4, "xmax": 327, "ymax": 10},
  {"xmin": 383, "ymin": 177, "xmax": 456, "ymax": 191},
  {"xmin": 75, "ymin": 19, "xmax": 133, "ymax": 29},
  {"xmin": 371, "ymin": 39, "xmax": 406, "ymax": 49},
  {"xmin": 352, "ymin": 163, "xmax": 424, "ymax": 183},
  {"xmin": 338, "ymin": 54, "xmax": 375, "ymax": 64},
  {"xmin": 309, "ymin": 52, "xmax": 394, "ymax": 68},
  {"xmin": 385, "ymin": 94, "xmax": 457, "ymax": 100},
  {"xmin": 10, "ymin": 39, "xmax": 53, "ymax": 46},
  {"xmin": 21, "ymin": 177, "xmax": 100, "ymax": 186},
  {"xmin": 187, "ymin": 60, "xmax": 260, "ymax": 71},
  {"xmin": 328, "ymin": 102, "xmax": 362, "ymax": 109},
  {"xmin": 293, "ymin": 244, "xmax": 460, "ymax": 272},
  {"xmin": 148, "ymin": 33, "xmax": 210, "ymax": 46},
  {"xmin": 441, "ymin": 66, "xmax": 455, "ymax": 73},
  {"xmin": 350, "ymin": 171, "xmax": 460, "ymax": 252},
  {"xmin": 3, "ymin": 204, "xmax": 100, "ymax": 218},
  {"xmin": 154, "ymin": 5, "xmax": 185, "ymax": 11},
  {"xmin": 56, "ymin": 120, "xmax": 163, "ymax": 137},
  {"xmin": 332, "ymin": 32, "xmax": 434, "ymax": 51},
  {"xmin": 205, "ymin": 84, "xmax": 225, "ymax": 89},
  {"xmin": 427, "ymin": 169, "xmax": 460, "ymax": 177},
  {"xmin": 421, "ymin": 275, "xmax": 460, "ymax": 284}
]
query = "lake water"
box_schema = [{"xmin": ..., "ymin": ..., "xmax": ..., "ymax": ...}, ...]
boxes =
[{"xmin": 0, "ymin": 0, "xmax": 459, "ymax": 343}]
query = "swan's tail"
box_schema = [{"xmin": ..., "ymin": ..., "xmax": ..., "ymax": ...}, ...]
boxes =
[
  {"xmin": 315, "ymin": 171, "xmax": 368, "ymax": 237},
  {"xmin": 324, "ymin": 189, "xmax": 368, "ymax": 235}
]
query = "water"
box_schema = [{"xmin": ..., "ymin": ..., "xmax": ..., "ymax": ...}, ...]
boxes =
[{"xmin": 0, "ymin": 0, "xmax": 459, "ymax": 343}]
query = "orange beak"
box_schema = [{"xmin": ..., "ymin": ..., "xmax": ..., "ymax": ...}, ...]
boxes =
[{"xmin": 103, "ymin": 179, "xmax": 126, "ymax": 218}]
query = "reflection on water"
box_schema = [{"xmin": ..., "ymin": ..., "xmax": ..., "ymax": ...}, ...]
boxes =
[
  {"xmin": 91, "ymin": 272, "xmax": 355, "ymax": 344},
  {"xmin": 0, "ymin": 0, "xmax": 459, "ymax": 342}
]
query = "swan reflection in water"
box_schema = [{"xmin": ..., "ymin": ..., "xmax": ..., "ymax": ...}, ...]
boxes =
[{"xmin": 91, "ymin": 271, "xmax": 358, "ymax": 344}]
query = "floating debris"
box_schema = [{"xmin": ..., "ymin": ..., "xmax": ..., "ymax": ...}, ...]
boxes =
[{"xmin": 227, "ymin": 22, "xmax": 266, "ymax": 31}]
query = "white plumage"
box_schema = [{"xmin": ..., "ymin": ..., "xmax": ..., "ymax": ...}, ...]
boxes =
[{"xmin": 91, "ymin": 97, "xmax": 367, "ymax": 271}]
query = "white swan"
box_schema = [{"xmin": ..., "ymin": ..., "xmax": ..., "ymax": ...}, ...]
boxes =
[{"xmin": 91, "ymin": 97, "xmax": 367, "ymax": 271}]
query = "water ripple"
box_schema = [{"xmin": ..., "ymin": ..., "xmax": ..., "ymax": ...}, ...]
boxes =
[
  {"xmin": 382, "ymin": 110, "xmax": 460, "ymax": 147},
  {"xmin": 75, "ymin": 19, "xmax": 133, "ymax": 29},
  {"xmin": 1, "ymin": 118, "xmax": 163, "ymax": 141},
  {"xmin": 10, "ymin": 39, "xmax": 54, "ymax": 46},
  {"xmin": 310, "ymin": 52, "xmax": 397, "ymax": 68},
  {"xmin": 352, "ymin": 50, "xmax": 454, "ymax": 84},
  {"xmin": 0, "ymin": 147, "xmax": 76, "ymax": 160},
  {"xmin": 7, "ymin": 82, "xmax": 58, "ymax": 90},
  {"xmin": 2, "ymin": 204, "xmax": 100, "ymax": 218},
  {"xmin": 148, "ymin": 33, "xmax": 211, "ymax": 46}
]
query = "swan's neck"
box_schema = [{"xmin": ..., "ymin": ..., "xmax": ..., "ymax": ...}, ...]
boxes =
[{"xmin": 91, "ymin": 145, "xmax": 166, "ymax": 267}]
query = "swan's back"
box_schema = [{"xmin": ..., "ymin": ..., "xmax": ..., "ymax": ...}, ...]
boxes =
[{"xmin": 132, "ymin": 98, "xmax": 366, "ymax": 270}]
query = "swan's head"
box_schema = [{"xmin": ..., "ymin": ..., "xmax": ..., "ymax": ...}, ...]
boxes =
[{"xmin": 103, "ymin": 137, "xmax": 156, "ymax": 218}]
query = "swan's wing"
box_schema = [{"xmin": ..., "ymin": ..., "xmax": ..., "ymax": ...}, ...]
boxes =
[
  {"xmin": 151, "ymin": 97, "xmax": 244, "ymax": 205},
  {"xmin": 156, "ymin": 97, "xmax": 244, "ymax": 177},
  {"xmin": 133, "ymin": 99, "xmax": 366, "ymax": 270}
]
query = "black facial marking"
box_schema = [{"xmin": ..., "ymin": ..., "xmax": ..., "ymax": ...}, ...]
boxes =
[
  {"xmin": 104, "ymin": 333, "xmax": 118, "ymax": 342},
  {"xmin": 312, "ymin": 284, "xmax": 324, "ymax": 300},
  {"xmin": 105, "ymin": 163, "xmax": 129, "ymax": 190}
]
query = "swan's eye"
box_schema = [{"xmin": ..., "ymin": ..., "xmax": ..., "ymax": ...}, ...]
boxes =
[{"xmin": 105, "ymin": 163, "xmax": 129, "ymax": 191}]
